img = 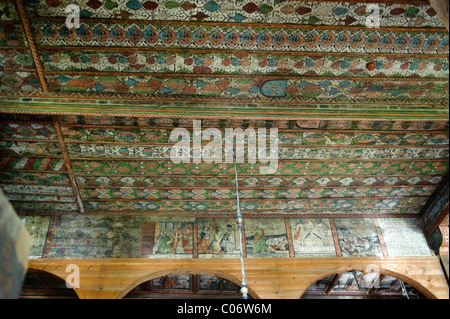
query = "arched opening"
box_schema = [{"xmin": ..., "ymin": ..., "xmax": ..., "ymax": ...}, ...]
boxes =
[
  {"xmin": 123, "ymin": 273, "xmax": 253, "ymax": 299},
  {"xmin": 19, "ymin": 268, "xmax": 78, "ymax": 299},
  {"xmin": 301, "ymin": 270, "xmax": 427, "ymax": 299}
]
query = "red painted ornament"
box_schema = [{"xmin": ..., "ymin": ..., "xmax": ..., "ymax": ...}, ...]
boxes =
[{"xmin": 366, "ymin": 61, "xmax": 376, "ymax": 71}]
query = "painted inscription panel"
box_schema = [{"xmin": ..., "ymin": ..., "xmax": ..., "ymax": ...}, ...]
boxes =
[{"xmin": 378, "ymin": 218, "xmax": 432, "ymax": 256}]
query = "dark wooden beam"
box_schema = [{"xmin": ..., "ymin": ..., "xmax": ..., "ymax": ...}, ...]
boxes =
[
  {"xmin": 428, "ymin": 203, "xmax": 449, "ymax": 235},
  {"xmin": 325, "ymin": 274, "xmax": 340, "ymax": 295},
  {"xmin": 14, "ymin": 0, "xmax": 49, "ymax": 92},
  {"xmin": 52, "ymin": 116, "xmax": 84, "ymax": 213},
  {"xmin": 429, "ymin": 0, "xmax": 450, "ymax": 31}
]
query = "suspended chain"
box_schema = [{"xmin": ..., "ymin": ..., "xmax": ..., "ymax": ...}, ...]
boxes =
[{"xmin": 228, "ymin": 118, "xmax": 249, "ymax": 299}]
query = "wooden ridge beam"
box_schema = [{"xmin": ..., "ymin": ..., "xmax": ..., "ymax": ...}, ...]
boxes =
[
  {"xmin": 420, "ymin": 175, "xmax": 449, "ymax": 218},
  {"xmin": 428, "ymin": 203, "xmax": 450, "ymax": 235},
  {"xmin": 429, "ymin": 0, "xmax": 449, "ymax": 30},
  {"xmin": 52, "ymin": 116, "xmax": 84, "ymax": 214},
  {"xmin": 14, "ymin": 0, "xmax": 48, "ymax": 93},
  {"xmin": 1, "ymin": 105, "xmax": 448, "ymax": 121}
]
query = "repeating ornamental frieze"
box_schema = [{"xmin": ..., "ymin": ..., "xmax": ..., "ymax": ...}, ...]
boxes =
[
  {"xmin": 71, "ymin": 159, "xmax": 449, "ymax": 176},
  {"xmin": 32, "ymin": 22, "xmax": 449, "ymax": 55},
  {"xmin": 74, "ymin": 175, "xmax": 444, "ymax": 188},
  {"xmin": 58, "ymin": 115, "xmax": 450, "ymax": 131},
  {"xmin": 45, "ymin": 74, "xmax": 449, "ymax": 101},
  {"xmin": 24, "ymin": 0, "xmax": 444, "ymax": 28},
  {"xmin": 61, "ymin": 126, "xmax": 449, "ymax": 146},
  {"xmin": 40, "ymin": 50, "xmax": 450, "ymax": 79},
  {"xmin": 78, "ymin": 186, "xmax": 436, "ymax": 200},
  {"xmin": 81, "ymin": 197, "xmax": 427, "ymax": 213}
]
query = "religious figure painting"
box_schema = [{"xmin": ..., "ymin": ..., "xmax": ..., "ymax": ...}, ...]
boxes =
[
  {"xmin": 150, "ymin": 220, "xmax": 193, "ymax": 258},
  {"xmin": 244, "ymin": 218, "xmax": 289, "ymax": 258},
  {"xmin": 152, "ymin": 274, "xmax": 191, "ymax": 290},
  {"xmin": 334, "ymin": 219, "xmax": 383, "ymax": 257},
  {"xmin": 198, "ymin": 275, "xmax": 239, "ymax": 292},
  {"xmin": 47, "ymin": 215, "xmax": 194, "ymax": 258},
  {"xmin": 290, "ymin": 218, "xmax": 336, "ymax": 257},
  {"xmin": 197, "ymin": 218, "xmax": 241, "ymax": 258}
]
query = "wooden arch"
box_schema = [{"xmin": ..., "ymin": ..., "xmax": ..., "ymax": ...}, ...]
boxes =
[
  {"xmin": 118, "ymin": 269, "xmax": 257, "ymax": 299},
  {"xmin": 21, "ymin": 267, "xmax": 79, "ymax": 298},
  {"xmin": 299, "ymin": 267, "xmax": 436, "ymax": 299},
  {"xmin": 27, "ymin": 256, "xmax": 448, "ymax": 299}
]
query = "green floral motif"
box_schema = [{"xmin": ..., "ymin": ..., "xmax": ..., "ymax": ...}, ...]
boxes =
[
  {"xmin": 71, "ymin": 160, "xmax": 449, "ymax": 176},
  {"xmin": 0, "ymin": 172, "xmax": 70, "ymax": 185},
  {"xmin": 82, "ymin": 197, "xmax": 426, "ymax": 212},
  {"xmin": 74, "ymin": 174, "xmax": 443, "ymax": 188},
  {"xmin": 78, "ymin": 186, "xmax": 435, "ymax": 200}
]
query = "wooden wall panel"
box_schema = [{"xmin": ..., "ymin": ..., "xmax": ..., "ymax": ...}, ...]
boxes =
[{"xmin": 28, "ymin": 256, "xmax": 449, "ymax": 299}]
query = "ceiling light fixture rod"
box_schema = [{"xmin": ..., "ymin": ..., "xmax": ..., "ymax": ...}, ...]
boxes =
[
  {"xmin": 228, "ymin": 117, "xmax": 249, "ymax": 299},
  {"xmin": 400, "ymin": 280, "xmax": 410, "ymax": 299}
]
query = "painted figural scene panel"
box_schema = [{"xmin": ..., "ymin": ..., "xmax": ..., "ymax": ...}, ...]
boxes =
[
  {"xmin": 197, "ymin": 218, "xmax": 241, "ymax": 258},
  {"xmin": 290, "ymin": 218, "xmax": 336, "ymax": 257},
  {"xmin": 19, "ymin": 215, "xmax": 436, "ymax": 259},
  {"xmin": 45, "ymin": 215, "xmax": 194, "ymax": 259},
  {"xmin": 244, "ymin": 218, "xmax": 290, "ymax": 258},
  {"xmin": 334, "ymin": 218, "xmax": 383, "ymax": 257}
]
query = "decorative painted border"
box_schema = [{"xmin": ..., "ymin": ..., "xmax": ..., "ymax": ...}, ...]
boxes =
[{"xmin": 23, "ymin": 0, "xmax": 444, "ymax": 28}]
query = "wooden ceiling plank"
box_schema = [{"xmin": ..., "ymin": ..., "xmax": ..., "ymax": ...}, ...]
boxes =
[
  {"xmin": 27, "ymin": 16, "xmax": 447, "ymax": 33},
  {"xmin": 37, "ymin": 45, "xmax": 450, "ymax": 59},
  {"xmin": 42, "ymin": 70, "xmax": 450, "ymax": 82},
  {"xmin": 58, "ymin": 125, "xmax": 450, "ymax": 135},
  {"xmin": 80, "ymin": 195, "xmax": 431, "ymax": 202},
  {"xmin": 14, "ymin": 211, "xmax": 423, "ymax": 219}
]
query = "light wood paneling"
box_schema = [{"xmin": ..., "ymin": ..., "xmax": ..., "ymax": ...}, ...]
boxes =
[{"xmin": 28, "ymin": 256, "xmax": 449, "ymax": 299}]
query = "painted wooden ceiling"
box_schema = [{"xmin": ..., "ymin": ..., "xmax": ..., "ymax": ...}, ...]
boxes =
[{"xmin": 0, "ymin": 0, "xmax": 449, "ymax": 223}]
